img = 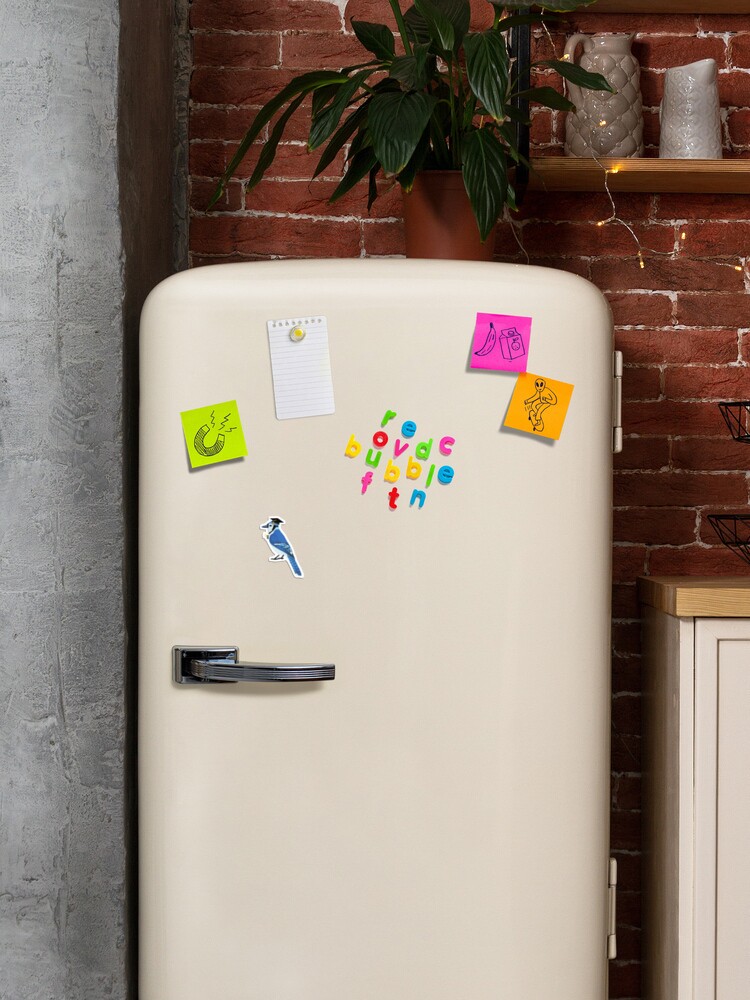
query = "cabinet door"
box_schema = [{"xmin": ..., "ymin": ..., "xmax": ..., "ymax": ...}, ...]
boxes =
[{"xmin": 695, "ymin": 619, "xmax": 750, "ymax": 1000}]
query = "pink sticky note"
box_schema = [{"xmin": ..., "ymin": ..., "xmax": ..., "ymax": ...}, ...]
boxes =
[{"xmin": 470, "ymin": 312, "xmax": 532, "ymax": 373}]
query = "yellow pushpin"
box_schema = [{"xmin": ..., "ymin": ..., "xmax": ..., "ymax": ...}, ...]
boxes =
[{"xmin": 290, "ymin": 325, "xmax": 306, "ymax": 343}]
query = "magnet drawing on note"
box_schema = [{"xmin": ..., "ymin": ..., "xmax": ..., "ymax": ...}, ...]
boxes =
[
  {"xmin": 180, "ymin": 400, "xmax": 247, "ymax": 468},
  {"xmin": 260, "ymin": 517, "xmax": 304, "ymax": 578}
]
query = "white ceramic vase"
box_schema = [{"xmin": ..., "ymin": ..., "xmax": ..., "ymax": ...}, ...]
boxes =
[
  {"xmin": 564, "ymin": 33, "xmax": 644, "ymax": 158},
  {"xmin": 659, "ymin": 59, "xmax": 722, "ymax": 159}
]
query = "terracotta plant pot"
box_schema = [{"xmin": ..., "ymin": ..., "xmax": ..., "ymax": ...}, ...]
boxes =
[{"xmin": 402, "ymin": 170, "xmax": 497, "ymax": 261}]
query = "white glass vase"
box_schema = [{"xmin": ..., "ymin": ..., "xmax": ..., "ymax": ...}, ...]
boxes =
[{"xmin": 659, "ymin": 59, "xmax": 722, "ymax": 159}]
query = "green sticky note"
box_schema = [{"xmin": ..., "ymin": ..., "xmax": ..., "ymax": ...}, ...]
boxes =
[{"xmin": 180, "ymin": 400, "xmax": 247, "ymax": 468}]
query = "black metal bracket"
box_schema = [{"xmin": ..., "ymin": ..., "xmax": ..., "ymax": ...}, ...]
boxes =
[{"xmin": 510, "ymin": 22, "xmax": 531, "ymax": 204}]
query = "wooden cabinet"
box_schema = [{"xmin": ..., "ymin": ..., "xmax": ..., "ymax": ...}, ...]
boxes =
[{"xmin": 640, "ymin": 577, "xmax": 750, "ymax": 1000}]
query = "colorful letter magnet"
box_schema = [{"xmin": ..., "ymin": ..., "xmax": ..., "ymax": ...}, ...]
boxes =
[
  {"xmin": 471, "ymin": 312, "xmax": 532, "ymax": 373},
  {"xmin": 504, "ymin": 372, "xmax": 574, "ymax": 441},
  {"xmin": 181, "ymin": 400, "xmax": 248, "ymax": 468}
]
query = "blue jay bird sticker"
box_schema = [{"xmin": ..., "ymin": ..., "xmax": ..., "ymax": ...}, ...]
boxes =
[{"xmin": 259, "ymin": 517, "xmax": 304, "ymax": 578}]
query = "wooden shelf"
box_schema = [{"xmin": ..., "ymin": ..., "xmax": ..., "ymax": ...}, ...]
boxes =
[
  {"xmin": 528, "ymin": 157, "xmax": 750, "ymax": 193},
  {"xmin": 584, "ymin": 0, "xmax": 750, "ymax": 12},
  {"xmin": 528, "ymin": 0, "xmax": 750, "ymax": 192},
  {"xmin": 639, "ymin": 576, "xmax": 750, "ymax": 617}
]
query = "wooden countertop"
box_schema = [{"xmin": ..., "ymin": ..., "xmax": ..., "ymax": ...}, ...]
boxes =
[{"xmin": 638, "ymin": 576, "xmax": 750, "ymax": 618}]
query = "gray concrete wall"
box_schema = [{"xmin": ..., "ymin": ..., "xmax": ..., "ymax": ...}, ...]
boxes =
[{"xmin": 0, "ymin": 0, "xmax": 177, "ymax": 996}]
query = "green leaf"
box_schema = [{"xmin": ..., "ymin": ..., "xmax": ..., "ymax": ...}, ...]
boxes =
[
  {"xmin": 247, "ymin": 94, "xmax": 307, "ymax": 191},
  {"xmin": 461, "ymin": 128, "xmax": 508, "ymax": 242},
  {"xmin": 388, "ymin": 43, "xmax": 433, "ymax": 90},
  {"xmin": 312, "ymin": 101, "xmax": 369, "ymax": 177},
  {"xmin": 537, "ymin": 59, "xmax": 614, "ymax": 93},
  {"xmin": 428, "ymin": 113, "xmax": 452, "ymax": 167},
  {"xmin": 329, "ymin": 146, "xmax": 379, "ymax": 202},
  {"xmin": 312, "ymin": 83, "xmax": 341, "ymax": 119},
  {"xmin": 462, "ymin": 91, "xmax": 479, "ymax": 128},
  {"xmin": 498, "ymin": 122, "xmax": 530, "ymax": 168},
  {"xmin": 405, "ymin": 0, "xmax": 470, "ymax": 49},
  {"xmin": 351, "ymin": 20, "xmax": 396, "ymax": 61},
  {"xmin": 209, "ymin": 70, "xmax": 349, "ymax": 208},
  {"xmin": 516, "ymin": 85, "xmax": 575, "ymax": 112},
  {"xmin": 504, "ymin": 103, "xmax": 531, "ymax": 125},
  {"xmin": 403, "ymin": 5, "xmax": 430, "ymax": 44},
  {"xmin": 444, "ymin": 0, "xmax": 471, "ymax": 43},
  {"xmin": 340, "ymin": 60, "xmax": 383, "ymax": 73},
  {"xmin": 463, "ymin": 30, "xmax": 509, "ymax": 121},
  {"xmin": 368, "ymin": 90, "xmax": 438, "ymax": 174},
  {"xmin": 367, "ymin": 164, "xmax": 380, "ymax": 210},
  {"xmin": 432, "ymin": 0, "xmax": 470, "ymax": 48},
  {"xmin": 308, "ymin": 69, "xmax": 371, "ymax": 150},
  {"xmin": 396, "ymin": 130, "xmax": 430, "ymax": 192},
  {"xmin": 413, "ymin": 0, "xmax": 454, "ymax": 52},
  {"xmin": 347, "ymin": 126, "xmax": 369, "ymax": 161},
  {"xmin": 499, "ymin": 121, "xmax": 518, "ymax": 149},
  {"xmin": 387, "ymin": 0, "xmax": 413, "ymax": 55}
]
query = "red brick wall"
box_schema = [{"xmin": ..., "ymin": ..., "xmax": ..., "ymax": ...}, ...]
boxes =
[{"xmin": 188, "ymin": 4, "xmax": 750, "ymax": 996}]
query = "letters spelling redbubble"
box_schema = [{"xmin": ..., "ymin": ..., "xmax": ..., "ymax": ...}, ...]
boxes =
[{"xmin": 344, "ymin": 409, "xmax": 455, "ymax": 511}]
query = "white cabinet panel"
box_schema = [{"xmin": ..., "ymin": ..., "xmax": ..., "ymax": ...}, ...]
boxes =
[
  {"xmin": 643, "ymin": 600, "xmax": 750, "ymax": 1000},
  {"xmin": 642, "ymin": 606, "xmax": 694, "ymax": 1000},
  {"xmin": 695, "ymin": 621, "xmax": 750, "ymax": 1000}
]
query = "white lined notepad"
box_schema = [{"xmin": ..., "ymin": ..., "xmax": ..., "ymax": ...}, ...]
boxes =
[{"xmin": 266, "ymin": 315, "xmax": 335, "ymax": 420}]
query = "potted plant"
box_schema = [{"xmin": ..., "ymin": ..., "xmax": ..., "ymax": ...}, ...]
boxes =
[{"xmin": 209, "ymin": 0, "xmax": 611, "ymax": 260}]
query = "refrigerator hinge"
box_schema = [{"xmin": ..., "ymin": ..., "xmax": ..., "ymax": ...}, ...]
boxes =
[
  {"xmin": 607, "ymin": 857, "xmax": 618, "ymax": 960},
  {"xmin": 612, "ymin": 351, "xmax": 623, "ymax": 454}
]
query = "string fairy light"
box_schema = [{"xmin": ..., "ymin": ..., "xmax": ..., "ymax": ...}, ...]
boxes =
[
  {"xmin": 592, "ymin": 156, "xmax": 653, "ymax": 271},
  {"xmin": 584, "ymin": 96, "xmax": 745, "ymax": 275},
  {"xmin": 506, "ymin": 205, "xmax": 530, "ymax": 265},
  {"xmin": 533, "ymin": 20, "xmax": 657, "ymax": 268}
]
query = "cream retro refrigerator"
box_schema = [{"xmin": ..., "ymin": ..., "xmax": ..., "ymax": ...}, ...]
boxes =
[{"xmin": 139, "ymin": 259, "xmax": 617, "ymax": 999}]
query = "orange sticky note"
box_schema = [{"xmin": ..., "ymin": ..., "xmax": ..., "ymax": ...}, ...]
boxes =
[{"xmin": 504, "ymin": 372, "xmax": 574, "ymax": 441}]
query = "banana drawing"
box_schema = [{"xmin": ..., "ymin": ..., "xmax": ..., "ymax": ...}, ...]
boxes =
[
  {"xmin": 193, "ymin": 423, "xmax": 225, "ymax": 457},
  {"xmin": 473, "ymin": 322, "xmax": 497, "ymax": 357}
]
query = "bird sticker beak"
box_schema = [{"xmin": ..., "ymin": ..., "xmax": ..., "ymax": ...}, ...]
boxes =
[{"xmin": 259, "ymin": 516, "xmax": 304, "ymax": 578}]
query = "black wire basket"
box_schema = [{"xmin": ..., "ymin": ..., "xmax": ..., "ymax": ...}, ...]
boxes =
[
  {"xmin": 718, "ymin": 402, "xmax": 750, "ymax": 443},
  {"xmin": 707, "ymin": 514, "xmax": 750, "ymax": 566}
]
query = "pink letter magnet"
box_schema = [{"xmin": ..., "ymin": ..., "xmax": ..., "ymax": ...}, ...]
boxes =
[{"xmin": 470, "ymin": 312, "xmax": 532, "ymax": 373}]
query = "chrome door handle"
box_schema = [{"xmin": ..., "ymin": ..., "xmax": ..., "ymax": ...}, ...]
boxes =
[{"xmin": 174, "ymin": 646, "xmax": 335, "ymax": 685}]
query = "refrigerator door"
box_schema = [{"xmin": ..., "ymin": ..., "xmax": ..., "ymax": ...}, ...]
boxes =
[{"xmin": 139, "ymin": 259, "xmax": 613, "ymax": 1000}]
